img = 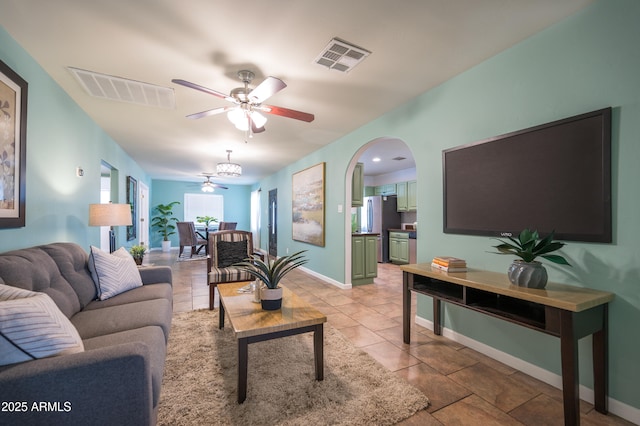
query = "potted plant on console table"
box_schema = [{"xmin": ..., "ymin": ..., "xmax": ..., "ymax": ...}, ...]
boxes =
[
  {"xmin": 490, "ymin": 229, "xmax": 571, "ymax": 289},
  {"xmin": 235, "ymin": 250, "xmax": 308, "ymax": 310}
]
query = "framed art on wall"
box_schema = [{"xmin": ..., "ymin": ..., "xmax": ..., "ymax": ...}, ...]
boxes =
[
  {"xmin": 0, "ymin": 60, "xmax": 28, "ymax": 229},
  {"xmin": 292, "ymin": 162, "xmax": 325, "ymax": 247},
  {"xmin": 126, "ymin": 176, "xmax": 137, "ymax": 241}
]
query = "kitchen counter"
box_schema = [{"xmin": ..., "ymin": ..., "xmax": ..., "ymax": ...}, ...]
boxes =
[{"xmin": 388, "ymin": 229, "xmax": 417, "ymax": 239}]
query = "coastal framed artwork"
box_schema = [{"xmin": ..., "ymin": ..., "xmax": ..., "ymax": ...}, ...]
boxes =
[
  {"xmin": 0, "ymin": 60, "xmax": 28, "ymax": 229},
  {"xmin": 126, "ymin": 176, "xmax": 137, "ymax": 240},
  {"xmin": 292, "ymin": 162, "xmax": 325, "ymax": 246}
]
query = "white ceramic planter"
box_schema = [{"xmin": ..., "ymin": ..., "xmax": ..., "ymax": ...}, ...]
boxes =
[
  {"xmin": 260, "ymin": 286, "xmax": 283, "ymax": 310},
  {"xmin": 161, "ymin": 240, "xmax": 171, "ymax": 253}
]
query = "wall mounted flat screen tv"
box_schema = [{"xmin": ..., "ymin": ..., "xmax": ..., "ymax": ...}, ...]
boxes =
[{"xmin": 443, "ymin": 107, "xmax": 611, "ymax": 243}]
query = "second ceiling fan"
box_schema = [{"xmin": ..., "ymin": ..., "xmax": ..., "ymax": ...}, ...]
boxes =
[{"xmin": 172, "ymin": 70, "xmax": 314, "ymax": 136}]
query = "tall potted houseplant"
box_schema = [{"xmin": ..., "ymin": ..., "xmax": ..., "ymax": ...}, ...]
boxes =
[
  {"xmin": 151, "ymin": 201, "xmax": 180, "ymax": 252},
  {"xmin": 491, "ymin": 229, "xmax": 571, "ymax": 289},
  {"xmin": 234, "ymin": 250, "xmax": 308, "ymax": 310}
]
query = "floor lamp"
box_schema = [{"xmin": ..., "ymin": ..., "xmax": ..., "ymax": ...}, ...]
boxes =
[{"xmin": 89, "ymin": 203, "xmax": 133, "ymax": 253}]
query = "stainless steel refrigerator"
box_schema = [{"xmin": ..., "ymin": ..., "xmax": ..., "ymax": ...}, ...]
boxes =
[{"xmin": 361, "ymin": 196, "xmax": 402, "ymax": 262}]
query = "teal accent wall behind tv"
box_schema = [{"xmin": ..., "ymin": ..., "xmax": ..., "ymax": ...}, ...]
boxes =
[{"xmin": 255, "ymin": 0, "xmax": 640, "ymax": 414}]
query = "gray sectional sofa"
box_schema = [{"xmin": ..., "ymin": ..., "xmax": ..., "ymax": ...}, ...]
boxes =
[{"xmin": 0, "ymin": 242, "xmax": 173, "ymax": 426}]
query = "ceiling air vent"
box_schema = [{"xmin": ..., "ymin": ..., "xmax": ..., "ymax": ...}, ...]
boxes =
[
  {"xmin": 392, "ymin": 156, "xmax": 407, "ymax": 161},
  {"xmin": 314, "ymin": 38, "xmax": 371, "ymax": 73},
  {"xmin": 67, "ymin": 67, "xmax": 175, "ymax": 109}
]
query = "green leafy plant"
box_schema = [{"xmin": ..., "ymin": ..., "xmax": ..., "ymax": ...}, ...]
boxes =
[
  {"xmin": 196, "ymin": 215, "xmax": 218, "ymax": 228},
  {"xmin": 491, "ymin": 229, "xmax": 571, "ymax": 265},
  {"xmin": 129, "ymin": 244, "xmax": 146, "ymax": 259},
  {"xmin": 151, "ymin": 201, "xmax": 180, "ymax": 241},
  {"xmin": 234, "ymin": 250, "xmax": 308, "ymax": 289}
]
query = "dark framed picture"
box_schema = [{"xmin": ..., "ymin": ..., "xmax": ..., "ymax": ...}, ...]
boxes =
[
  {"xmin": 0, "ymin": 60, "xmax": 28, "ymax": 228},
  {"xmin": 126, "ymin": 176, "xmax": 137, "ymax": 241}
]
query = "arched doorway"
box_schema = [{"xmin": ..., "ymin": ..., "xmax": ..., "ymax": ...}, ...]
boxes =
[{"xmin": 344, "ymin": 137, "xmax": 416, "ymax": 285}]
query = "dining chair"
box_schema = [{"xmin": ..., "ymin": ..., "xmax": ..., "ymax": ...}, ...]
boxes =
[
  {"xmin": 217, "ymin": 221, "xmax": 237, "ymax": 230},
  {"xmin": 176, "ymin": 221, "xmax": 208, "ymax": 258}
]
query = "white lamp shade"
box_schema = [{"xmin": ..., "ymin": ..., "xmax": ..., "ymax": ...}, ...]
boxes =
[{"xmin": 88, "ymin": 203, "xmax": 132, "ymax": 227}]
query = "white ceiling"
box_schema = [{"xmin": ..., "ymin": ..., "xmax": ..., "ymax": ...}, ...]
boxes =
[{"xmin": 0, "ymin": 0, "xmax": 594, "ymax": 184}]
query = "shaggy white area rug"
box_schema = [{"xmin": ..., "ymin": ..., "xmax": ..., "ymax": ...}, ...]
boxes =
[{"xmin": 158, "ymin": 309, "xmax": 429, "ymax": 425}]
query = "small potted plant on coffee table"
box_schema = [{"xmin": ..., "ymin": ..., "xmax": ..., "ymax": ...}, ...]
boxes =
[
  {"xmin": 234, "ymin": 250, "xmax": 308, "ymax": 310},
  {"xmin": 491, "ymin": 229, "xmax": 571, "ymax": 289}
]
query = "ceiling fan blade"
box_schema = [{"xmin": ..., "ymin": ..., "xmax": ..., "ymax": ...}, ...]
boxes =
[
  {"xmin": 261, "ymin": 104, "xmax": 315, "ymax": 122},
  {"xmin": 251, "ymin": 120, "xmax": 266, "ymax": 134},
  {"xmin": 248, "ymin": 76, "xmax": 286, "ymax": 104},
  {"xmin": 186, "ymin": 106, "xmax": 231, "ymax": 120},
  {"xmin": 171, "ymin": 79, "xmax": 234, "ymax": 102},
  {"xmin": 213, "ymin": 184, "xmax": 229, "ymax": 190}
]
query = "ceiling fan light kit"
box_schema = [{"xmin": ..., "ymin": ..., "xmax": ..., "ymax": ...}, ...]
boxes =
[
  {"xmin": 199, "ymin": 173, "xmax": 229, "ymax": 192},
  {"xmin": 172, "ymin": 69, "xmax": 314, "ymax": 137}
]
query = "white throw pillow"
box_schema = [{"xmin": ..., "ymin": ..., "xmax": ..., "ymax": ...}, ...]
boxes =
[
  {"xmin": 0, "ymin": 284, "xmax": 84, "ymax": 367},
  {"xmin": 88, "ymin": 246, "xmax": 143, "ymax": 300}
]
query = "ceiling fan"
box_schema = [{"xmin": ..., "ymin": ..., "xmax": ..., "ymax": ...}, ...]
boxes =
[
  {"xmin": 198, "ymin": 173, "xmax": 228, "ymax": 193},
  {"xmin": 172, "ymin": 70, "xmax": 314, "ymax": 137}
]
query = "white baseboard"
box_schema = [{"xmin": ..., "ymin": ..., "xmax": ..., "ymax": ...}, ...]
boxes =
[
  {"xmin": 298, "ymin": 265, "xmax": 352, "ymax": 290},
  {"xmin": 414, "ymin": 315, "xmax": 640, "ymax": 424}
]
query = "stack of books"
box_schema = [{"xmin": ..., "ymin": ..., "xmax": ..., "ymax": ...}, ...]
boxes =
[{"xmin": 431, "ymin": 256, "xmax": 467, "ymax": 272}]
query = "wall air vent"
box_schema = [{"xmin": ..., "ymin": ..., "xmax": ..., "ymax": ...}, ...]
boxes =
[
  {"xmin": 67, "ymin": 67, "xmax": 175, "ymax": 109},
  {"xmin": 314, "ymin": 38, "xmax": 371, "ymax": 73}
]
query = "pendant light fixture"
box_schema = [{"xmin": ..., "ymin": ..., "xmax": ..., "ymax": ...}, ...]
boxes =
[{"xmin": 216, "ymin": 150, "xmax": 242, "ymax": 177}]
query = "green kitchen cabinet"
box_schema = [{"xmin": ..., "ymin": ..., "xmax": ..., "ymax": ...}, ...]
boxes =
[
  {"xmin": 352, "ymin": 162, "xmax": 364, "ymax": 207},
  {"xmin": 396, "ymin": 181, "xmax": 416, "ymax": 212},
  {"xmin": 374, "ymin": 183, "xmax": 396, "ymax": 196},
  {"xmin": 389, "ymin": 231, "xmax": 410, "ymax": 264},
  {"xmin": 352, "ymin": 234, "xmax": 378, "ymax": 284},
  {"xmin": 407, "ymin": 180, "xmax": 417, "ymax": 211}
]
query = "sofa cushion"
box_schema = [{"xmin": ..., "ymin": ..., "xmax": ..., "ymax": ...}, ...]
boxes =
[
  {"xmin": 41, "ymin": 243, "xmax": 97, "ymax": 309},
  {"xmin": 71, "ymin": 299, "xmax": 172, "ymax": 342},
  {"xmin": 83, "ymin": 283, "xmax": 173, "ymax": 311},
  {"xmin": 83, "ymin": 326, "xmax": 166, "ymax": 408},
  {"xmin": 88, "ymin": 246, "xmax": 143, "ymax": 300},
  {"xmin": 0, "ymin": 246, "xmax": 81, "ymax": 318},
  {"xmin": 0, "ymin": 284, "xmax": 84, "ymax": 367}
]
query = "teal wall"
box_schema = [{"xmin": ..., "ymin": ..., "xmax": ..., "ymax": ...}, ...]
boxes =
[
  {"xmin": 150, "ymin": 179, "xmax": 251, "ymax": 248},
  {"xmin": 256, "ymin": 0, "xmax": 640, "ymax": 413},
  {"xmin": 0, "ymin": 26, "xmax": 150, "ymax": 252}
]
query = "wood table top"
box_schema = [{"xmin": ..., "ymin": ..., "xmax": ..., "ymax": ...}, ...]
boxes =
[
  {"xmin": 400, "ymin": 263, "xmax": 614, "ymax": 312},
  {"xmin": 217, "ymin": 282, "xmax": 327, "ymax": 339}
]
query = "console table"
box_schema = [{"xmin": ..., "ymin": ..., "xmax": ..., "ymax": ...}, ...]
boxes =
[{"xmin": 401, "ymin": 263, "xmax": 614, "ymax": 426}]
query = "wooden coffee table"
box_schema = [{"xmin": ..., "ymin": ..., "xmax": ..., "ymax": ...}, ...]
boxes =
[{"xmin": 217, "ymin": 281, "xmax": 327, "ymax": 403}]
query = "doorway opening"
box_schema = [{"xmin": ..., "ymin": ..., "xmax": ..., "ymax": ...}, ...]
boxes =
[{"xmin": 345, "ymin": 137, "xmax": 416, "ymax": 284}]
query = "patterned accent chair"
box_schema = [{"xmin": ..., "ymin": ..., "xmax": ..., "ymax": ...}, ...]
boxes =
[
  {"xmin": 176, "ymin": 222, "xmax": 208, "ymax": 258},
  {"xmin": 207, "ymin": 230, "xmax": 254, "ymax": 310}
]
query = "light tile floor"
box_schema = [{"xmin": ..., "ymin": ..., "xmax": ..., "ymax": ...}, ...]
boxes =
[{"xmin": 149, "ymin": 250, "xmax": 632, "ymax": 425}]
